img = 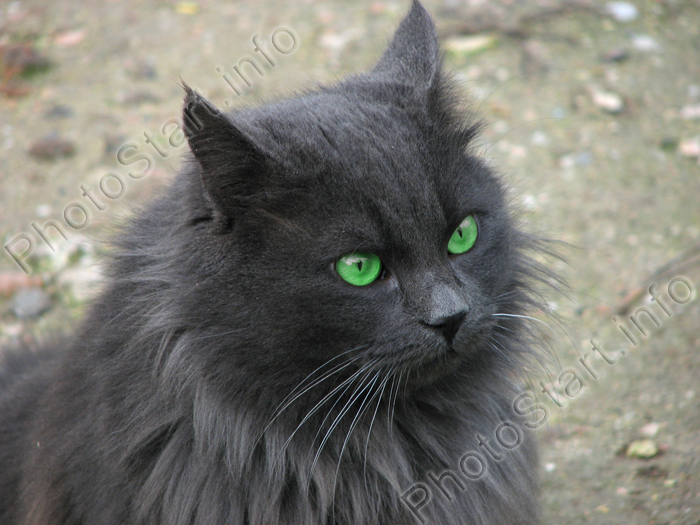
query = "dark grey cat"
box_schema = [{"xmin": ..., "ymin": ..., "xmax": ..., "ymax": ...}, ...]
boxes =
[{"xmin": 0, "ymin": 2, "xmax": 553, "ymax": 523}]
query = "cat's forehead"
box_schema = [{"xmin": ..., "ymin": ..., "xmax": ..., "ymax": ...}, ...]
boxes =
[
  {"xmin": 252, "ymin": 92, "xmax": 439, "ymax": 198},
  {"xmin": 239, "ymin": 91, "xmax": 424, "ymax": 172}
]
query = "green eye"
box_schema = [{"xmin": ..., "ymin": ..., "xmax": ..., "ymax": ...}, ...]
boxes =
[
  {"xmin": 336, "ymin": 252, "xmax": 382, "ymax": 286},
  {"xmin": 448, "ymin": 215, "xmax": 478, "ymax": 255}
]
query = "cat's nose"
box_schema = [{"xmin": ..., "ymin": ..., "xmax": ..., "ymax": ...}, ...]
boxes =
[
  {"xmin": 427, "ymin": 310, "xmax": 467, "ymax": 344},
  {"xmin": 419, "ymin": 279, "xmax": 469, "ymax": 343}
]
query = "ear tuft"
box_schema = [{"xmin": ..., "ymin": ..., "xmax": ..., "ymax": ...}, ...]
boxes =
[
  {"xmin": 181, "ymin": 83, "xmax": 266, "ymax": 224},
  {"xmin": 372, "ymin": 0, "xmax": 440, "ymax": 92}
]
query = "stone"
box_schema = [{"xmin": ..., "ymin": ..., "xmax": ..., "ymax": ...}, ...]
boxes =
[
  {"xmin": 11, "ymin": 287, "xmax": 51, "ymax": 319},
  {"xmin": 592, "ymin": 89, "xmax": 625, "ymax": 114},
  {"xmin": 606, "ymin": 2, "xmax": 639, "ymax": 22},
  {"xmin": 626, "ymin": 439, "xmax": 660, "ymax": 459},
  {"xmin": 444, "ymin": 34, "xmax": 498, "ymax": 56},
  {"xmin": 28, "ymin": 135, "xmax": 76, "ymax": 160}
]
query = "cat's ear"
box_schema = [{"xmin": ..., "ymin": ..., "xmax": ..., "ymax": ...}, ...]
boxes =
[
  {"xmin": 182, "ymin": 83, "xmax": 266, "ymax": 223},
  {"xmin": 372, "ymin": 0, "xmax": 440, "ymax": 93}
]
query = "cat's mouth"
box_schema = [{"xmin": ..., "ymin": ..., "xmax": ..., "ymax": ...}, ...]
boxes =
[
  {"xmin": 388, "ymin": 347, "xmax": 461, "ymax": 390},
  {"xmin": 399, "ymin": 313, "xmax": 498, "ymax": 385},
  {"xmin": 422, "ymin": 346, "xmax": 462, "ymax": 377},
  {"xmin": 393, "ymin": 339, "xmax": 465, "ymax": 387}
]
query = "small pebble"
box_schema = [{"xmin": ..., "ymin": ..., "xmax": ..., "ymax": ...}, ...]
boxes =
[
  {"xmin": 606, "ymin": 2, "xmax": 639, "ymax": 22},
  {"xmin": 602, "ymin": 48, "xmax": 630, "ymax": 62},
  {"xmin": 175, "ymin": 1, "xmax": 199, "ymax": 15},
  {"xmin": 626, "ymin": 439, "xmax": 660, "ymax": 459},
  {"xmin": 0, "ymin": 272, "xmax": 42, "ymax": 297},
  {"xmin": 1, "ymin": 324, "xmax": 24, "ymax": 338},
  {"xmin": 680, "ymin": 104, "xmax": 700, "ymax": 120},
  {"xmin": 552, "ymin": 107, "xmax": 566, "ymax": 119},
  {"xmin": 28, "ymin": 135, "xmax": 76, "ymax": 160},
  {"xmin": 35, "ymin": 204, "xmax": 52, "ymax": 218},
  {"xmin": 522, "ymin": 194, "xmax": 537, "ymax": 211},
  {"xmin": 444, "ymin": 35, "xmax": 498, "ymax": 56},
  {"xmin": 640, "ymin": 422, "xmax": 660, "ymax": 437},
  {"xmin": 592, "ymin": 89, "xmax": 625, "ymax": 114},
  {"xmin": 663, "ymin": 479, "xmax": 677, "ymax": 488},
  {"xmin": 319, "ymin": 28, "xmax": 363, "ymax": 54},
  {"xmin": 44, "ymin": 104, "xmax": 75, "ymax": 119},
  {"xmin": 559, "ymin": 154, "xmax": 576, "ymax": 169},
  {"xmin": 531, "ymin": 131, "xmax": 549, "ymax": 146},
  {"xmin": 0, "ymin": 83, "xmax": 31, "ymax": 98},
  {"xmin": 11, "ymin": 287, "xmax": 52, "ymax": 319},
  {"xmin": 54, "ymin": 29, "xmax": 87, "ymax": 47},
  {"xmin": 631, "ymin": 34, "xmax": 661, "ymax": 52},
  {"xmin": 678, "ymin": 137, "xmax": 700, "ymax": 158}
]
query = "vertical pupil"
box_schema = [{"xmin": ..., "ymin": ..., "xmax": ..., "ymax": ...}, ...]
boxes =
[
  {"xmin": 458, "ymin": 228, "xmax": 464, "ymax": 238},
  {"xmin": 357, "ymin": 261, "xmax": 363, "ymax": 272}
]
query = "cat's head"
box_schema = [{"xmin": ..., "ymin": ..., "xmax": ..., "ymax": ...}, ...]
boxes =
[{"xmin": 171, "ymin": 1, "xmax": 542, "ymax": 406}]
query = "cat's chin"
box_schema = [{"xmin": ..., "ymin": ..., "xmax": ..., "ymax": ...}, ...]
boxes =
[
  {"xmin": 404, "ymin": 347, "xmax": 465, "ymax": 388},
  {"xmin": 401, "ymin": 330, "xmax": 492, "ymax": 388}
]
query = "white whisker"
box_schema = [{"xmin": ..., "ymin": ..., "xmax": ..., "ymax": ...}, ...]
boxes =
[
  {"xmin": 309, "ymin": 363, "xmax": 380, "ymax": 477},
  {"xmin": 274, "ymin": 358, "xmax": 378, "ymax": 468},
  {"xmin": 331, "ymin": 369, "xmax": 386, "ymax": 515},
  {"xmin": 363, "ymin": 370, "xmax": 392, "ymax": 492}
]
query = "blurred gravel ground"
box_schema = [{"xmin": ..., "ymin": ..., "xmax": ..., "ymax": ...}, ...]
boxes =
[{"xmin": 1, "ymin": 0, "xmax": 699, "ymax": 523}]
